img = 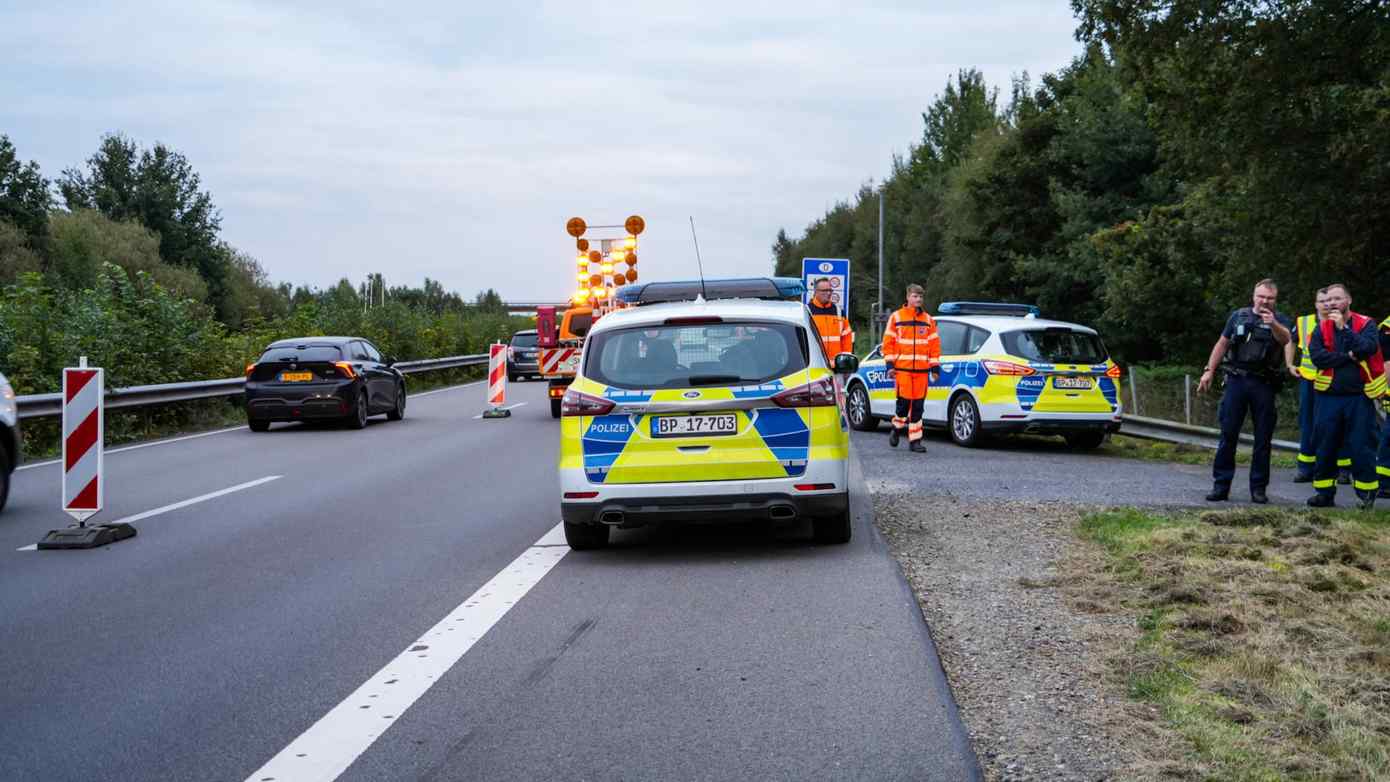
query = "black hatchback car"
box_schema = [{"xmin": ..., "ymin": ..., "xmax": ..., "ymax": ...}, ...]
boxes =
[{"xmin": 245, "ymin": 337, "xmax": 406, "ymax": 431}]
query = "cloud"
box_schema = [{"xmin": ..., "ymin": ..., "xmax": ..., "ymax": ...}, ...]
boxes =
[{"xmin": 0, "ymin": 0, "xmax": 1082, "ymax": 299}]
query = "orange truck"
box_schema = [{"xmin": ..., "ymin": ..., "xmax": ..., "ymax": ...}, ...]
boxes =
[{"xmin": 537, "ymin": 305, "xmax": 593, "ymax": 418}]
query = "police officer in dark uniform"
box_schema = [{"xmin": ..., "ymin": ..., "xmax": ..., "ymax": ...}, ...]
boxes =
[{"xmin": 1197, "ymin": 279, "xmax": 1293, "ymax": 504}]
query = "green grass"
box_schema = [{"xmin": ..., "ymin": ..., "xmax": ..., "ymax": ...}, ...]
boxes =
[{"xmin": 1069, "ymin": 505, "xmax": 1390, "ymax": 780}]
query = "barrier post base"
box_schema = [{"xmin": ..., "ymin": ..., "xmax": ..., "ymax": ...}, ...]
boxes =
[
  {"xmin": 481, "ymin": 407, "xmax": 512, "ymax": 419},
  {"xmin": 37, "ymin": 522, "xmax": 137, "ymax": 550}
]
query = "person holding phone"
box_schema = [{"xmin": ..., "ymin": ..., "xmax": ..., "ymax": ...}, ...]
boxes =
[
  {"xmin": 1306, "ymin": 283, "xmax": 1384, "ymax": 509},
  {"xmin": 1197, "ymin": 278, "xmax": 1293, "ymax": 504}
]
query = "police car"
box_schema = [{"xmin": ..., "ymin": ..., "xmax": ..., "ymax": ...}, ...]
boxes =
[
  {"xmin": 844, "ymin": 302, "xmax": 1123, "ymax": 449},
  {"xmin": 557, "ymin": 278, "xmax": 859, "ymax": 550}
]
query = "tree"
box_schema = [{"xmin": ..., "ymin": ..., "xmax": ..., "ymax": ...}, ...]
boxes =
[
  {"xmin": 59, "ymin": 133, "xmax": 230, "ymax": 314},
  {"xmin": 47, "ymin": 209, "xmax": 208, "ymax": 302},
  {"xmin": 474, "ymin": 288, "xmax": 505, "ymax": 313},
  {"xmin": 0, "ymin": 135, "xmax": 50, "ymax": 251},
  {"xmin": 0, "ymin": 220, "xmax": 42, "ymax": 283}
]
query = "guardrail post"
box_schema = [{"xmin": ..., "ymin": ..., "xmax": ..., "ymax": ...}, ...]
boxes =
[
  {"xmin": 1129, "ymin": 370, "xmax": 1140, "ymax": 416},
  {"xmin": 1184, "ymin": 374, "xmax": 1192, "ymax": 425}
]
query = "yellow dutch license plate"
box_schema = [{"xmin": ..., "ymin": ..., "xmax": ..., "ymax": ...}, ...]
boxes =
[{"xmin": 280, "ymin": 371, "xmax": 313, "ymax": 382}]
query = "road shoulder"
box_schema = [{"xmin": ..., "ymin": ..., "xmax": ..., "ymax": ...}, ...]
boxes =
[{"xmin": 871, "ymin": 490, "xmax": 1144, "ymax": 781}]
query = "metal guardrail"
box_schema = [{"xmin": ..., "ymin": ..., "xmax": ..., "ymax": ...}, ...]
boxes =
[
  {"xmin": 15, "ymin": 353, "xmax": 489, "ymax": 421},
  {"xmin": 1120, "ymin": 414, "xmax": 1299, "ymax": 453}
]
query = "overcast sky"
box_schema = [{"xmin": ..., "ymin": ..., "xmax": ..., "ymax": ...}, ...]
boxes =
[{"xmin": 2, "ymin": 1, "xmax": 1082, "ymax": 302}]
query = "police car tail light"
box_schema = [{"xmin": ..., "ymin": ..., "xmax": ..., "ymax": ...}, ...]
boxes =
[
  {"xmin": 771, "ymin": 376, "xmax": 837, "ymax": 408},
  {"xmin": 1105, "ymin": 364, "xmax": 1123, "ymax": 379},
  {"xmin": 982, "ymin": 360, "xmax": 1034, "ymax": 376},
  {"xmin": 561, "ymin": 388, "xmax": 615, "ymax": 416}
]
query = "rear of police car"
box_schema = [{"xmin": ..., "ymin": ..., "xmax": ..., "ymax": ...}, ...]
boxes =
[{"xmin": 558, "ymin": 280, "xmax": 852, "ymax": 550}]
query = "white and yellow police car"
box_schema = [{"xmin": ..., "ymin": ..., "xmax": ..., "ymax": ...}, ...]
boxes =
[
  {"xmin": 558, "ymin": 278, "xmax": 859, "ymax": 550},
  {"xmin": 844, "ymin": 302, "xmax": 1123, "ymax": 449}
]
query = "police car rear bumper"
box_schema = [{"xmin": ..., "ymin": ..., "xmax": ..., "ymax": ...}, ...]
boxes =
[{"xmin": 562, "ymin": 490, "xmax": 848, "ymax": 528}]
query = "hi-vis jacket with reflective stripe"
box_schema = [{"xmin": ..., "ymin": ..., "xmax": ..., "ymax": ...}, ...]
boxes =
[
  {"xmin": 808, "ymin": 300, "xmax": 854, "ymax": 358},
  {"xmin": 1310, "ymin": 312, "xmax": 1386, "ymax": 398},
  {"xmin": 881, "ymin": 305, "xmax": 941, "ymax": 398},
  {"xmin": 1295, "ymin": 314, "xmax": 1319, "ymax": 381}
]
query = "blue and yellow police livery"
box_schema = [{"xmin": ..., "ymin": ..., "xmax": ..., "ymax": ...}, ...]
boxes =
[
  {"xmin": 557, "ymin": 279, "xmax": 859, "ymax": 550},
  {"xmin": 844, "ymin": 303, "xmax": 1123, "ymax": 449}
]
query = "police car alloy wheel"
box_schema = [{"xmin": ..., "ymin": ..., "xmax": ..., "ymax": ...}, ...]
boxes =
[
  {"xmin": 950, "ymin": 394, "xmax": 982, "ymax": 447},
  {"xmin": 847, "ymin": 384, "xmax": 878, "ymax": 432}
]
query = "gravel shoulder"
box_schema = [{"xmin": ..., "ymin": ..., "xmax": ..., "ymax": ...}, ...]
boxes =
[{"xmin": 871, "ymin": 490, "xmax": 1146, "ymax": 781}]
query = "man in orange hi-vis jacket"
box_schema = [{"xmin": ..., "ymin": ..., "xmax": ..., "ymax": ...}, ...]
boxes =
[
  {"xmin": 881, "ymin": 284, "xmax": 941, "ymax": 453},
  {"xmin": 808, "ymin": 277, "xmax": 854, "ymax": 360}
]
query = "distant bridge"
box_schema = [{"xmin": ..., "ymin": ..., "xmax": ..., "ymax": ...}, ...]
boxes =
[{"xmin": 503, "ymin": 301, "xmax": 566, "ymax": 314}]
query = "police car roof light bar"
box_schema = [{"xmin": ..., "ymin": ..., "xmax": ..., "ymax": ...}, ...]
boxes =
[
  {"xmin": 615, "ymin": 277, "xmax": 805, "ymax": 306},
  {"xmin": 937, "ymin": 301, "xmax": 1041, "ymax": 318}
]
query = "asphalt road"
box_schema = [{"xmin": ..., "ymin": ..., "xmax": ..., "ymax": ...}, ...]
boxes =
[
  {"xmin": 853, "ymin": 421, "xmax": 1314, "ymax": 507},
  {"xmin": 0, "ymin": 380, "xmax": 978, "ymax": 782}
]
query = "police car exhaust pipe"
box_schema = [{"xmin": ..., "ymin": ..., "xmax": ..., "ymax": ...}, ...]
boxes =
[
  {"xmin": 599, "ymin": 510, "xmax": 626, "ymax": 526},
  {"xmin": 768, "ymin": 504, "xmax": 797, "ymax": 521}
]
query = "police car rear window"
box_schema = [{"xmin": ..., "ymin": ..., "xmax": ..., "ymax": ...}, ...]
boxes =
[
  {"xmin": 259, "ymin": 346, "xmax": 342, "ymax": 363},
  {"xmin": 586, "ymin": 322, "xmax": 808, "ymax": 389},
  {"xmin": 1001, "ymin": 328, "xmax": 1107, "ymax": 364}
]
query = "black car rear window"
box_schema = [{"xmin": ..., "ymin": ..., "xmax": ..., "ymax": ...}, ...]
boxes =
[
  {"xmin": 1001, "ymin": 328, "xmax": 1108, "ymax": 364},
  {"xmin": 585, "ymin": 321, "xmax": 808, "ymax": 390},
  {"xmin": 260, "ymin": 346, "xmax": 342, "ymax": 363},
  {"xmin": 511, "ymin": 333, "xmax": 538, "ymax": 348}
]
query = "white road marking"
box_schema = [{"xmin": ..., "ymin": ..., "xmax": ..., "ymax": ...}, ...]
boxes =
[
  {"xmin": 17, "ymin": 475, "xmax": 282, "ymax": 551},
  {"xmin": 244, "ymin": 524, "xmax": 570, "ymax": 782},
  {"xmin": 471, "ymin": 401, "xmax": 529, "ymax": 419},
  {"xmin": 409, "ymin": 380, "xmax": 483, "ymax": 399},
  {"xmin": 16, "ymin": 381, "xmax": 488, "ymax": 472}
]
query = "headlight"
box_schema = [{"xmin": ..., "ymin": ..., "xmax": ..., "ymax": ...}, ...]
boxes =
[{"xmin": 0, "ymin": 379, "xmax": 15, "ymax": 426}]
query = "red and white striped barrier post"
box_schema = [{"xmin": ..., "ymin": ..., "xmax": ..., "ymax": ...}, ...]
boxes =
[
  {"xmin": 481, "ymin": 342, "xmax": 511, "ymax": 419},
  {"xmin": 38, "ymin": 357, "xmax": 137, "ymax": 549}
]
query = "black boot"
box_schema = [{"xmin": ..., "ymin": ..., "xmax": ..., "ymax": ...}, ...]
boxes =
[
  {"xmin": 1338, "ymin": 469, "xmax": 1352, "ymax": 485},
  {"xmin": 1306, "ymin": 493, "xmax": 1335, "ymax": 508},
  {"xmin": 1292, "ymin": 472, "xmax": 1313, "ymax": 484},
  {"xmin": 889, "ymin": 428, "xmax": 901, "ymax": 448},
  {"xmin": 1250, "ymin": 488, "xmax": 1269, "ymax": 505},
  {"xmin": 1205, "ymin": 485, "xmax": 1229, "ymax": 502},
  {"xmin": 1379, "ymin": 487, "xmax": 1390, "ymax": 499},
  {"xmin": 909, "ymin": 440, "xmax": 926, "ymax": 453},
  {"xmin": 1357, "ymin": 492, "xmax": 1377, "ymax": 511}
]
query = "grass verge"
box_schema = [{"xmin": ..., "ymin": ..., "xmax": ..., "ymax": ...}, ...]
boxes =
[{"xmin": 1066, "ymin": 505, "xmax": 1390, "ymax": 780}]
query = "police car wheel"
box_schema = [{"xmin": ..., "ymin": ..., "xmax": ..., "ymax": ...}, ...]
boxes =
[
  {"xmin": 812, "ymin": 508, "xmax": 852, "ymax": 544},
  {"xmin": 1065, "ymin": 431, "xmax": 1105, "ymax": 450},
  {"xmin": 949, "ymin": 394, "xmax": 982, "ymax": 448},
  {"xmin": 563, "ymin": 521, "xmax": 610, "ymax": 550},
  {"xmin": 847, "ymin": 384, "xmax": 878, "ymax": 432}
]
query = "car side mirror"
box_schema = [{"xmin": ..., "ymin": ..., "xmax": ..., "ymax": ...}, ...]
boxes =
[
  {"xmin": 833, "ymin": 353, "xmax": 859, "ymax": 374},
  {"xmin": 385, "ymin": 356, "xmax": 397, "ymax": 367}
]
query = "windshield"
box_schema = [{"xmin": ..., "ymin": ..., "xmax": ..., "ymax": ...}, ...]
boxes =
[
  {"xmin": 1001, "ymin": 328, "xmax": 1108, "ymax": 364},
  {"xmin": 511, "ymin": 333, "xmax": 538, "ymax": 348},
  {"xmin": 585, "ymin": 321, "xmax": 808, "ymax": 389},
  {"xmin": 565, "ymin": 313, "xmax": 593, "ymax": 338}
]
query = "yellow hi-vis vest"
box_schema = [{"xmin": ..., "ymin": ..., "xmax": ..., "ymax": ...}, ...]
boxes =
[{"xmin": 1295, "ymin": 314, "xmax": 1319, "ymax": 381}]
